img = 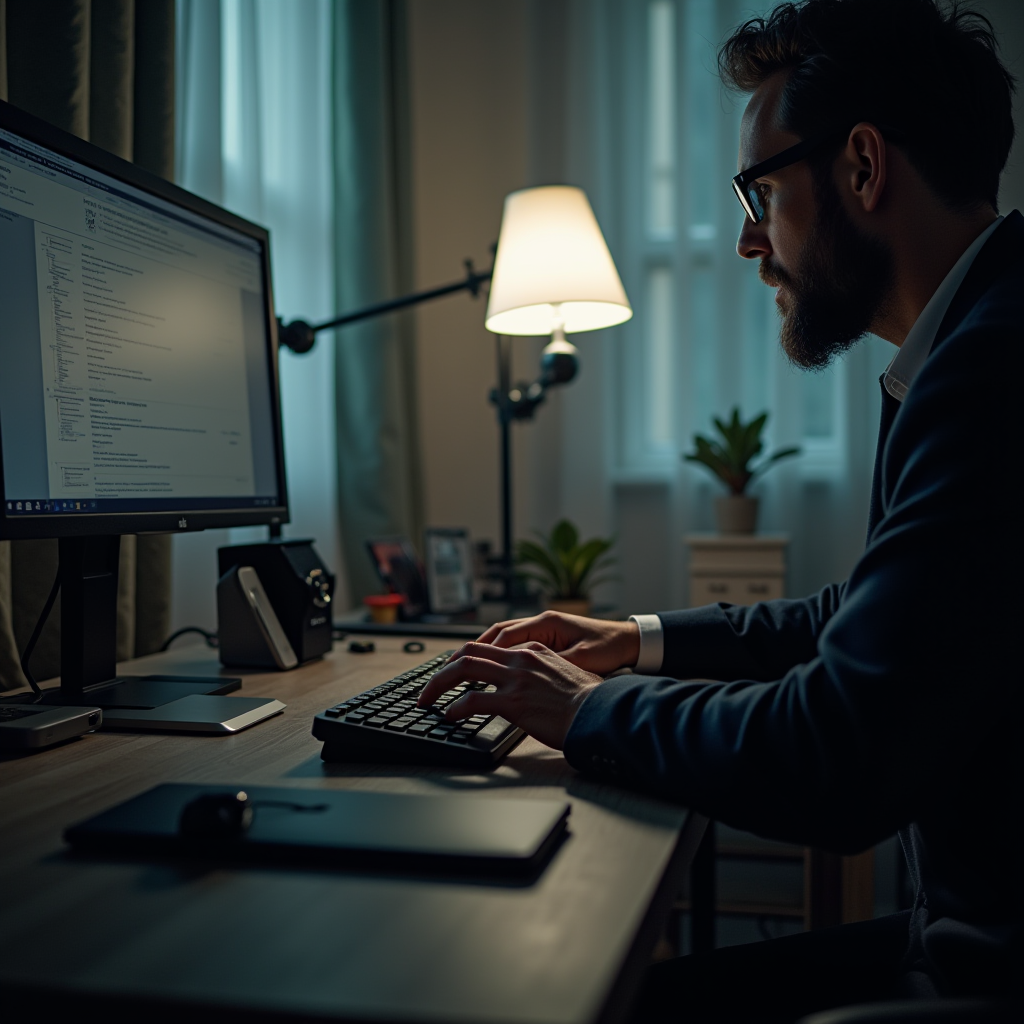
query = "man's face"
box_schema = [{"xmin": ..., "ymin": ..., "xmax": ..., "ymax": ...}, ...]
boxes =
[{"xmin": 736, "ymin": 75, "xmax": 894, "ymax": 368}]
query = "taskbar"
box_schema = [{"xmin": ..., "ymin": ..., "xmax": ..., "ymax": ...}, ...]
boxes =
[{"xmin": 5, "ymin": 496, "xmax": 280, "ymax": 516}]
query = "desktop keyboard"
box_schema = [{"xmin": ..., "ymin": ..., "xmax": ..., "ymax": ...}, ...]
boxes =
[{"xmin": 312, "ymin": 651, "xmax": 526, "ymax": 767}]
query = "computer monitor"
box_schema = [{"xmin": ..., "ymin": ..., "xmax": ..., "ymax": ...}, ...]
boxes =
[{"xmin": 0, "ymin": 99, "xmax": 289, "ymax": 709}]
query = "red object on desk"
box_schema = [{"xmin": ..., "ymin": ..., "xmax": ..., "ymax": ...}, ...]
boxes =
[{"xmin": 364, "ymin": 593, "xmax": 405, "ymax": 624}]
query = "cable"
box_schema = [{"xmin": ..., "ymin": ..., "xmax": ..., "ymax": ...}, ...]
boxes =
[
  {"xmin": 159, "ymin": 626, "xmax": 219, "ymax": 652},
  {"xmin": 20, "ymin": 566, "xmax": 61, "ymax": 697}
]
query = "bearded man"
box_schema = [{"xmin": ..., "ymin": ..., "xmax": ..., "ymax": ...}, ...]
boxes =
[{"xmin": 418, "ymin": 1, "xmax": 1022, "ymax": 1019}]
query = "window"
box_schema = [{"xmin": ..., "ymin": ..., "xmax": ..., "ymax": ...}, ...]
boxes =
[{"xmin": 619, "ymin": 0, "xmax": 848, "ymax": 482}]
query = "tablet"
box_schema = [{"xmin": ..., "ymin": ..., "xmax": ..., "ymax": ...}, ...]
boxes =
[{"xmin": 65, "ymin": 783, "xmax": 570, "ymax": 877}]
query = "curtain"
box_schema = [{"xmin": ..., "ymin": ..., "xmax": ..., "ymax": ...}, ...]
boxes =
[
  {"xmin": 0, "ymin": 0, "xmax": 175, "ymax": 690},
  {"xmin": 332, "ymin": 0, "xmax": 422, "ymax": 602},
  {"xmin": 172, "ymin": 0, "xmax": 421, "ymax": 621}
]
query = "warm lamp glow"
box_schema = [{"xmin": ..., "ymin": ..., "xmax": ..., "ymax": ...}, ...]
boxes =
[{"xmin": 485, "ymin": 186, "xmax": 632, "ymax": 336}]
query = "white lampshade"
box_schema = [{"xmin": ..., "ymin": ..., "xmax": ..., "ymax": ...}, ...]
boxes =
[{"xmin": 484, "ymin": 185, "xmax": 632, "ymax": 336}]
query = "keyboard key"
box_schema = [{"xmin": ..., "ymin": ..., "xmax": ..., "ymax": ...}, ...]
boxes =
[
  {"xmin": 447, "ymin": 732, "xmax": 472, "ymax": 744},
  {"xmin": 364, "ymin": 717, "xmax": 388, "ymax": 727},
  {"xmin": 407, "ymin": 722, "xmax": 433, "ymax": 735},
  {"xmin": 324, "ymin": 708, "xmax": 342, "ymax": 717},
  {"xmin": 385, "ymin": 720, "xmax": 412, "ymax": 731},
  {"xmin": 345, "ymin": 713, "xmax": 369, "ymax": 723},
  {"xmin": 469, "ymin": 716, "xmax": 513, "ymax": 746}
]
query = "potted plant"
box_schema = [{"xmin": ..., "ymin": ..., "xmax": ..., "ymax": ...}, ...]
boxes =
[
  {"xmin": 683, "ymin": 407, "xmax": 800, "ymax": 534},
  {"xmin": 516, "ymin": 519, "xmax": 616, "ymax": 615}
]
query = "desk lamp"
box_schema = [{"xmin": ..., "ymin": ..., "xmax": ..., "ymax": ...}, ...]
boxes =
[
  {"xmin": 276, "ymin": 185, "xmax": 630, "ymax": 605},
  {"xmin": 485, "ymin": 185, "xmax": 632, "ymax": 599}
]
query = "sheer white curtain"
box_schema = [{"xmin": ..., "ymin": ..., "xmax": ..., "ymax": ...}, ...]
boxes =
[
  {"xmin": 172, "ymin": 0, "xmax": 345, "ymax": 631},
  {"xmin": 553, "ymin": 0, "xmax": 895, "ymax": 606}
]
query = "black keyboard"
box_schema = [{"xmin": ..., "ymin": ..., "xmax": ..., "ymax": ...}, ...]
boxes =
[{"xmin": 312, "ymin": 651, "xmax": 526, "ymax": 767}]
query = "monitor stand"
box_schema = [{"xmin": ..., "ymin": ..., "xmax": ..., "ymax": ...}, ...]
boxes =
[{"xmin": 32, "ymin": 537, "xmax": 283, "ymax": 734}]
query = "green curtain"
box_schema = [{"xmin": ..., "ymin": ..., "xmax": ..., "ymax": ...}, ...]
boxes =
[
  {"xmin": 0, "ymin": 0, "xmax": 175, "ymax": 689},
  {"xmin": 332, "ymin": 0, "xmax": 424, "ymax": 603}
]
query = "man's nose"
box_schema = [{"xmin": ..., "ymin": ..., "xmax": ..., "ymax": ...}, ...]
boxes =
[{"xmin": 737, "ymin": 216, "xmax": 771, "ymax": 261}]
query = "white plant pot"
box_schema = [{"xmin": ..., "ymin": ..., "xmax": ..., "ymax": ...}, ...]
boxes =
[{"xmin": 714, "ymin": 495, "xmax": 759, "ymax": 535}]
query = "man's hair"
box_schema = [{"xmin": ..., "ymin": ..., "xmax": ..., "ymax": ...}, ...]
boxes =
[{"xmin": 719, "ymin": 0, "xmax": 1016, "ymax": 211}]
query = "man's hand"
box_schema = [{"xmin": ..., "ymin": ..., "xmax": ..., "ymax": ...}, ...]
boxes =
[
  {"xmin": 474, "ymin": 611, "xmax": 641, "ymax": 677},
  {"xmin": 416, "ymin": 642, "xmax": 603, "ymax": 750}
]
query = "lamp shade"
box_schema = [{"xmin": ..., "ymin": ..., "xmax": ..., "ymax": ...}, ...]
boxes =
[{"xmin": 484, "ymin": 186, "xmax": 632, "ymax": 336}]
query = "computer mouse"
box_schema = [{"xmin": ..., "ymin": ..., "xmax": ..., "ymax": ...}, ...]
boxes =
[{"xmin": 179, "ymin": 790, "xmax": 253, "ymax": 840}]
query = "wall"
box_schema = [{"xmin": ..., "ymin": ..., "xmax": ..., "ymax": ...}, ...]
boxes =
[
  {"xmin": 407, "ymin": 0, "xmax": 586, "ymax": 567},
  {"xmin": 406, "ymin": 0, "xmax": 620, "ymax": 606}
]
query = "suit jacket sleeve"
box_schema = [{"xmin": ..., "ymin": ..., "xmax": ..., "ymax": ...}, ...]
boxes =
[
  {"xmin": 564, "ymin": 285, "xmax": 1022, "ymax": 854},
  {"xmin": 657, "ymin": 584, "xmax": 846, "ymax": 682}
]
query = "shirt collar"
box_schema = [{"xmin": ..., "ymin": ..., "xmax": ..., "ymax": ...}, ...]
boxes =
[{"xmin": 883, "ymin": 216, "xmax": 1003, "ymax": 402}]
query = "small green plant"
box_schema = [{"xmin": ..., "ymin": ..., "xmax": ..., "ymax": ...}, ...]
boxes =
[
  {"xmin": 516, "ymin": 519, "xmax": 616, "ymax": 600},
  {"xmin": 684, "ymin": 407, "xmax": 800, "ymax": 495}
]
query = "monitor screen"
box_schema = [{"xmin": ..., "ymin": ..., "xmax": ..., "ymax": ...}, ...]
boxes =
[{"xmin": 0, "ymin": 100, "xmax": 288, "ymax": 540}]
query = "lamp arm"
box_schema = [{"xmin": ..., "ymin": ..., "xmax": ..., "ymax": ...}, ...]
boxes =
[{"xmin": 277, "ymin": 259, "xmax": 492, "ymax": 354}]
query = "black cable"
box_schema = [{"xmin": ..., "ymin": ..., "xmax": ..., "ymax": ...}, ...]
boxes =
[
  {"xmin": 20, "ymin": 566, "xmax": 61, "ymax": 697},
  {"xmin": 159, "ymin": 626, "xmax": 219, "ymax": 652}
]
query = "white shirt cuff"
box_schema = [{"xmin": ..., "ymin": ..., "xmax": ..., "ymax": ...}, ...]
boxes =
[{"xmin": 629, "ymin": 614, "xmax": 664, "ymax": 674}]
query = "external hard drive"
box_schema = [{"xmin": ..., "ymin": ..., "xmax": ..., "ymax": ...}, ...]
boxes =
[{"xmin": 0, "ymin": 704, "xmax": 102, "ymax": 751}]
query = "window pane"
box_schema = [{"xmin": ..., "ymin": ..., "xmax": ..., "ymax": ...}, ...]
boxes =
[
  {"xmin": 647, "ymin": 1, "xmax": 676, "ymax": 240},
  {"xmin": 647, "ymin": 266, "xmax": 675, "ymax": 446}
]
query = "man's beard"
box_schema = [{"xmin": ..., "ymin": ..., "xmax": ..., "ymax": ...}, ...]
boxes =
[{"xmin": 761, "ymin": 174, "xmax": 894, "ymax": 369}]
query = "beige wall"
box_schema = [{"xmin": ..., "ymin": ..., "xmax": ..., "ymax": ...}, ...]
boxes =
[{"xmin": 407, "ymin": 0, "xmax": 565, "ymax": 555}]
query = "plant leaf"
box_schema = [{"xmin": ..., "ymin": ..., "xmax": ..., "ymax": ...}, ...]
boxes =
[
  {"xmin": 551, "ymin": 519, "xmax": 578, "ymax": 555},
  {"xmin": 570, "ymin": 539, "xmax": 615, "ymax": 593},
  {"xmin": 515, "ymin": 540, "xmax": 565, "ymax": 593}
]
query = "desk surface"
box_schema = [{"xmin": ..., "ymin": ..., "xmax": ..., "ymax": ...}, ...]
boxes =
[{"xmin": 0, "ymin": 639, "xmax": 704, "ymax": 1024}]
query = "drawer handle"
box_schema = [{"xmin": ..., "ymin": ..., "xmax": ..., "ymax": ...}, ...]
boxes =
[
  {"xmin": 748, "ymin": 583, "xmax": 769, "ymax": 594},
  {"xmin": 709, "ymin": 583, "xmax": 728, "ymax": 594}
]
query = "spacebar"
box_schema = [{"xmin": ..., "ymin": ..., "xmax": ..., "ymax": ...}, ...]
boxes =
[{"xmin": 468, "ymin": 716, "xmax": 515, "ymax": 748}]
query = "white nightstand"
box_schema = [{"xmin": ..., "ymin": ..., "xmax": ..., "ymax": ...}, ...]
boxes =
[{"xmin": 686, "ymin": 534, "xmax": 789, "ymax": 607}]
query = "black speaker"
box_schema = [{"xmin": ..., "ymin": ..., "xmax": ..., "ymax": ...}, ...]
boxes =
[{"xmin": 217, "ymin": 540, "xmax": 335, "ymax": 665}]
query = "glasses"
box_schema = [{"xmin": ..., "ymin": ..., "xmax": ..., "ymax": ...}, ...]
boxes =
[
  {"xmin": 732, "ymin": 134, "xmax": 835, "ymax": 225},
  {"xmin": 733, "ymin": 125, "xmax": 906, "ymax": 224}
]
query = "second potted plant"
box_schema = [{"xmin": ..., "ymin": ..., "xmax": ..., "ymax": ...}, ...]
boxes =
[
  {"xmin": 516, "ymin": 519, "xmax": 615, "ymax": 615},
  {"xmin": 683, "ymin": 407, "xmax": 800, "ymax": 534}
]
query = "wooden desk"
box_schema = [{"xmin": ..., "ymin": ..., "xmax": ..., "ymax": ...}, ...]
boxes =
[{"xmin": 0, "ymin": 639, "xmax": 706, "ymax": 1024}]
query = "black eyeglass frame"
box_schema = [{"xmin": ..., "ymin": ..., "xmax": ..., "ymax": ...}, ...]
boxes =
[
  {"xmin": 732, "ymin": 134, "xmax": 835, "ymax": 224},
  {"xmin": 732, "ymin": 124, "xmax": 906, "ymax": 224}
]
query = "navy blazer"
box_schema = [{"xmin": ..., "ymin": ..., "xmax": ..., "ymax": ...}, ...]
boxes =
[{"xmin": 564, "ymin": 212, "xmax": 1024, "ymax": 997}]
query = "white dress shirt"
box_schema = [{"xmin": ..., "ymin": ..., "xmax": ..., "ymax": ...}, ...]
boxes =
[{"xmin": 629, "ymin": 216, "xmax": 1003, "ymax": 675}]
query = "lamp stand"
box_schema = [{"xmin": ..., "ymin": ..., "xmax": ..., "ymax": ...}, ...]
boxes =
[{"xmin": 495, "ymin": 334, "xmax": 515, "ymax": 603}]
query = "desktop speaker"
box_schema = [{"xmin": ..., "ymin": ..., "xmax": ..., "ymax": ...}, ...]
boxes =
[{"xmin": 218, "ymin": 541, "xmax": 335, "ymax": 665}]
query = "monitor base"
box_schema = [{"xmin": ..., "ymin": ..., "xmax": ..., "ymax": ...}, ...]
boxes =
[
  {"xmin": 37, "ymin": 674, "xmax": 241, "ymax": 709},
  {"xmin": 27, "ymin": 676, "xmax": 282, "ymax": 733}
]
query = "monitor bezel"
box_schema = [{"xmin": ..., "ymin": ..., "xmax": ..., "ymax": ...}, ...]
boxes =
[{"xmin": 0, "ymin": 99, "xmax": 290, "ymax": 541}]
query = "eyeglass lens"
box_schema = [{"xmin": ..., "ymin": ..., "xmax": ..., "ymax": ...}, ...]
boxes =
[{"xmin": 732, "ymin": 180, "xmax": 763, "ymax": 224}]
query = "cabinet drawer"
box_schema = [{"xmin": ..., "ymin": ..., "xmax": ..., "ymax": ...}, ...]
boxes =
[{"xmin": 690, "ymin": 575, "xmax": 784, "ymax": 607}]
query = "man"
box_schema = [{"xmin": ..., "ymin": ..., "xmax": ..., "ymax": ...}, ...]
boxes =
[{"xmin": 419, "ymin": 1, "xmax": 1022, "ymax": 1019}]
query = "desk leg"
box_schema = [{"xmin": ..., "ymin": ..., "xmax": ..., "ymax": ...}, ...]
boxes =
[{"xmin": 690, "ymin": 819, "xmax": 716, "ymax": 954}]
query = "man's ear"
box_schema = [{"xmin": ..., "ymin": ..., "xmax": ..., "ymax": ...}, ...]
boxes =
[{"xmin": 844, "ymin": 122, "xmax": 887, "ymax": 212}]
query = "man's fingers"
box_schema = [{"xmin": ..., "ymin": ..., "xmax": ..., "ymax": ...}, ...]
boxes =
[
  {"xmin": 442, "ymin": 691, "xmax": 501, "ymax": 721},
  {"xmin": 489, "ymin": 619, "xmax": 546, "ymax": 650},
  {"xmin": 417, "ymin": 652, "xmax": 516, "ymax": 706},
  {"xmin": 474, "ymin": 618, "xmax": 526, "ymax": 647}
]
